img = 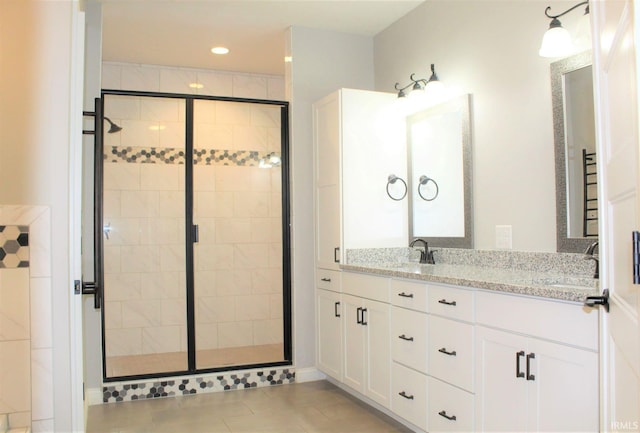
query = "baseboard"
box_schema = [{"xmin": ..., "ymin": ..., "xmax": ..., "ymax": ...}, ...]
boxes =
[
  {"xmin": 294, "ymin": 367, "xmax": 326, "ymax": 383},
  {"xmin": 86, "ymin": 387, "xmax": 103, "ymax": 406}
]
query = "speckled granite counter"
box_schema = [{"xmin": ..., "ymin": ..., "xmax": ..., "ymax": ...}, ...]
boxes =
[{"xmin": 342, "ymin": 248, "xmax": 600, "ymax": 303}]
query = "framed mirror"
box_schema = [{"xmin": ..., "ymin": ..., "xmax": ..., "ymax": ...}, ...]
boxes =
[
  {"xmin": 407, "ymin": 94, "xmax": 473, "ymax": 248},
  {"xmin": 551, "ymin": 51, "xmax": 598, "ymax": 252}
]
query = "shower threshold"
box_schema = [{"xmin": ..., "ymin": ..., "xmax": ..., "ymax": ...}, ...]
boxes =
[{"xmin": 106, "ymin": 343, "xmax": 284, "ymax": 378}]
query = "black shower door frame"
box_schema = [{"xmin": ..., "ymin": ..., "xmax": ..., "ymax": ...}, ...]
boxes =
[{"xmin": 97, "ymin": 89, "xmax": 292, "ymax": 382}]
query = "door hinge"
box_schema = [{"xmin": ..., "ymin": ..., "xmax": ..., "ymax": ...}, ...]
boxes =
[{"xmin": 633, "ymin": 231, "xmax": 640, "ymax": 284}]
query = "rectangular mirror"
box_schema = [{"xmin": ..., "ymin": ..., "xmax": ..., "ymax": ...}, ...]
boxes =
[
  {"xmin": 407, "ymin": 94, "xmax": 473, "ymax": 248},
  {"xmin": 551, "ymin": 51, "xmax": 598, "ymax": 252}
]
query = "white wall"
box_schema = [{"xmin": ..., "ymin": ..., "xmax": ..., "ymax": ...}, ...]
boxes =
[
  {"xmin": 286, "ymin": 26, "xmax": 375, "ymax": 371},
  {"xmin": 0, "ymin": 1, "xmax": 78, "ymax": 430},
  {"xmin": 374, "ymin": 1, "xmax": 584, "ymax": 252}
]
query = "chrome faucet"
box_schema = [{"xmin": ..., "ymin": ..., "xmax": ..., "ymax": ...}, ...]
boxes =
[
  {"xmin": 584, "ymin": 241, "xmax": 599, "ymax": 279},
  {"xmin": 409, "ymin": 238, "xmax": 435, "ymax": 264}
]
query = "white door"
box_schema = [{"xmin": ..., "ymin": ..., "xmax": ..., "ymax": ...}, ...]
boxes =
[
  {"xmin": 316, "ymin": 289, "xmax": 342, "ymax": 380},
  {"xmin": 592, "ymin": 0, "xmax": 640, "ymax": 430},
  {"xmin": 364, "ymin": 299, "xmax": 391, "ymax": 408},
  {"xmin": 342, "ymin": 294, "xmax": 365, "ymax": 392}
]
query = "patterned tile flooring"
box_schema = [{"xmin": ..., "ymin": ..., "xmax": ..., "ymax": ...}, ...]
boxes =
[
  {"xmin": 86, "ymin": 380, "xmax": 413, "ymax": 433},
  {"xmin": 106, "ymin": 344, "xmax": 284, "ymax": 377}
]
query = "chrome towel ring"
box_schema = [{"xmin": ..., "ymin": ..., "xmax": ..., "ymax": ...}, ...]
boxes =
[
  {"xmin": 386, "ymin": 174, "xmax": 407, "ymax": 201},
  {"xmin": 418, "ymin": 175, "xmax": 439, "ymax": 201}
]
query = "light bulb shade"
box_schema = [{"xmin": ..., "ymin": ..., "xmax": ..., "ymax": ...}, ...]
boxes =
[{"xmin": 539, "ymin": 26, "xmax": 573, "ymax": 57}]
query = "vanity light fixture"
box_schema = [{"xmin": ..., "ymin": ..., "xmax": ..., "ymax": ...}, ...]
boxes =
[
  {"xmin": 394, "ymin": 64, "xmax": 442, "ymax": 99},
  {"xmin": 539, "ymin": 1, "xmax": 590, "ymax": 58}
]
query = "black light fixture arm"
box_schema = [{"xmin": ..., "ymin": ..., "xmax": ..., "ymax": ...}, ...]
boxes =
[{"xmin": 544, "ymin": 1, "xmax": 588, "ymax": 20}]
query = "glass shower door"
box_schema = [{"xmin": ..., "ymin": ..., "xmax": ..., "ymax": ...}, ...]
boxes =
[
  {"xmin": 193, "ymin": 99, "xmax": 285, "ymax": 369},
  {"xmin": 102, "ymin": 94, "xmax": 188, "ymax": 378}
]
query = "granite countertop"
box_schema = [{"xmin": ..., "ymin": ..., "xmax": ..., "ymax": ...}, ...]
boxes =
[{"xmin": 341, "ymin": 261, "xmax": 599, "ymax": 303}]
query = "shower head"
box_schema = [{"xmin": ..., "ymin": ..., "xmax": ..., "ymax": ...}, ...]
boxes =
[{"xmin": 104, "ymin": 117, "xmax": 122, "ymax": 133}]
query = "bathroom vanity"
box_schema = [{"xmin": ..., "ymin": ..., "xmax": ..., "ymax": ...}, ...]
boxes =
[{"xmin": 316, "ymin": 263, "xmax": 599, "ymax": 432}]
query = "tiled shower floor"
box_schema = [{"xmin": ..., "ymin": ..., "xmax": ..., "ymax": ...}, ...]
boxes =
[
  {"xmin": 106, "ymin": 344, "xmax": 284, "ymax": 377},
  {"xmin": 86, "ymin": 380, "xmax": 412, "ymax": 433}
]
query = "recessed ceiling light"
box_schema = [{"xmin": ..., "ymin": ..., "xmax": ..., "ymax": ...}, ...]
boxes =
[{"xmin": 211, "ymin": 46, "xmax": 229, "ymax": 55}]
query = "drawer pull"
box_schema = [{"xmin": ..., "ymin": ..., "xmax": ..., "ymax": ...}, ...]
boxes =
[
  {"xmin": 398, "ymin": 391, "xmax": 414, "ymax": 400},
  {"xmin": 526, "ymin": 352, "xmax": 536, "ymax": 381},
  {"xmin": 438, "ymin": 347, "xmax": 457, "ymax": 356},
  {"xmin": 516, "ymin": 351, "xmax": 525, "ymax": 378},
  {"xmin": 438, "ymin": 410, "xmax": 457, "ymax": 421},
  {"xmin": 321, "ymin": 278, "xmax": 331, "ymax": 282},
  {"xmin": 361, "ymin": 308, "xmax": 368, "ymax": 326},
  {"xmin": 398, "ymin": 292, "xmax": 414, "ymax": 298},
  {"xmin": 398, "ymin": 334, "xmax": 414, "ymax": 342},
  {"xmin": 438, "ymin": 299, "xmax": 457, "ymax": 306},
  {"xmin": 356, "ymin": 307, "xmax": 362, "ymax": 324},
  {"xmin": 334, "ymin": 301, "xmax": 340, "ymax": 318}
]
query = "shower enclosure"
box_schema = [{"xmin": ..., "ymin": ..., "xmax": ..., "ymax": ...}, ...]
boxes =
[{"xmin": 92, "ymin": 91, "xmax": 291, "ymax": 380}]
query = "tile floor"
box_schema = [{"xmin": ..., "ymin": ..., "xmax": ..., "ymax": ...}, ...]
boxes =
[
  {"xmin": 106, "ymin": 344, "xmax": 284, "ymax": 377},
  {"xmin": 86, "ymin": 380, "xmax": 413, "ymax": 433}
]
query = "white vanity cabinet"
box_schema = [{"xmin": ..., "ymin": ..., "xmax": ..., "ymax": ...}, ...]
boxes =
[
  {"xmin": 316, "ymin": 270, "xmax": 343, "ymax": 381},
  {"xmin": 312, "ymin": 89, "xmax": 407, "ymax": 269},
  {"xmin": 342, "ymin": 272, "xmax": 391, "ymax": 408},
  {"xmin": 427, "ymin": 285, "xmax": 476, "ymax": 432},
  {"xmin": 390, "ymin": 279, "xmax": 429, "ymax": 431},
  {"xmin": 474, "ymin": 291, "xmax": 599, "ymax": 432}
]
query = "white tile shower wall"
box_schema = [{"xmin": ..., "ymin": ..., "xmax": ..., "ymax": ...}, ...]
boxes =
[
  {"xmin": 102, "ymin": 96, "xmax": 283, "ymax": 359},
  {"xmin": 0, "ymin": 206, "xmax": 53, "ymax": 430}
]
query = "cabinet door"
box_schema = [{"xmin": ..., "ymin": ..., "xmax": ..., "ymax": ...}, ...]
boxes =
[
  {"xmin": 527, "ymin": 339, "xmax": 598, "ymax": 432},
  {"xmin": 313, "ymin": 92, "xmax": 340, "ymax": 188},
  {"xmin": 342, "ymin": 294, "xmax": 365, "ymax": 392},
  {"xmin": 475, "ymin": 326, "xmax": 528, "ymax": 432},
  {"xmin": 317, "ymin": 289, "xmax": 342, "ymax": 381},
  {"xmin": 364, "ymin": 298, "xmax": 391, "ymax": 408},
  {"xmin": 316, "ymin": 184, "xmax": 341, "ymax": 269}
]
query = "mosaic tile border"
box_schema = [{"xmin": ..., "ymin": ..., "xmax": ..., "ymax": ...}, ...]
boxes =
[
  {"xmin": 105, "ymin": 146, "xmax": 280, "ymax": 167},
  {"xmin": 102, "ymin": 367, "xmax": 295, "ymax": 403},
  {"xmin": 0, "ymin": 225, "xmax": 29, "ymax": 268}
]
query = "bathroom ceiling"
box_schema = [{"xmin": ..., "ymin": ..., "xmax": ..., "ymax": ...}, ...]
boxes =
[{"xmin": 100, "ymin": 0, "xmax": 424, "ymax": 76}]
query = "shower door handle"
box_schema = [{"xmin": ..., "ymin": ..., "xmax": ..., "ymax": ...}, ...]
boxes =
[{"xmin": 192, "ymin": 224, "xmax": 199, "ymax": 243}]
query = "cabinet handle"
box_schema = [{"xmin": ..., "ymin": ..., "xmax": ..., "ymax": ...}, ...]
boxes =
[
  {"xmin": 334, "ymin": 247, "xmax": 340, "ymax": 263},
  {"xmin": 398, "ymin": 292, "xmax": 414, "ymax": 298},
  {"xmin": 334, "ymin": 302, "xmax": 340, "ymax": 318},
  {"xmin": 321, "ymin": 278, "xmax": 331, "ymax": 282},
  {"xmin": 398, "ymin": 334, "xmax": 414, "ymax": 342},
  {"xmin": 438, "ymin": 410, "xmax": 457, "ymax": 421},
  {"xmin": 356, "ymin": 307, "xmax": 362, "ymax": 324},
  {"xmin": 438, "ymin": 347, "xmax": 457, "ymax": 356},
  {"xmin": 516, "ymin": 351, "xmax": 525, "ymax": 378},
  {"xmin": 526, "ymin": 352, "xmax": 536, "ymax": 381},
  {"xmin": 398, "ymin": 391, "xmax": 414, "ymax": 400},
  {"xmin": 361, "ymin": 308, "xmax": 368, "ymax": 325},
  {"xmin": 438, "ymin": 299, "xmax": 457, "ymax": 306}
]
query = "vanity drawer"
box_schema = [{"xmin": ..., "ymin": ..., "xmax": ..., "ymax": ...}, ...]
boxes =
[
  {"xmin": 391, "ymin": 279, "xmax": 428, "ymax": 312},
  {"xmin": 428, "ymin": 376, "xmax": 474, "ymax": 433},
  {"xmin": 391, "ymin": 362, "xmax": 428, "ymax": 431},
  {"xmin": 391, "ymin": 306, "xmax": 428, "ymax": 374},
  {"xmin": 429, "ymin": 315, "xmax": 474, "ymax": 392},
  {"xmin": 342, "ymin": 271, "xmax": 389, "ymax": 302},
  {"xmin": 428, "ymin": 284, "xmax": 475, "ymax": 322},
  {"xmin": 317, "ymin": 269, "xmax": 341, "ymax": 292}
]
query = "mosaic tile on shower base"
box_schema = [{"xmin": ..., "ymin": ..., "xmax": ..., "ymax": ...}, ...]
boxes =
[
  {"xmin": 101, "ymin": 367, "xmax": 295, "ymax": 403},
  {"xmin": 0, "ymin": 225, "xmax": 29, "ymax": 269}
]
